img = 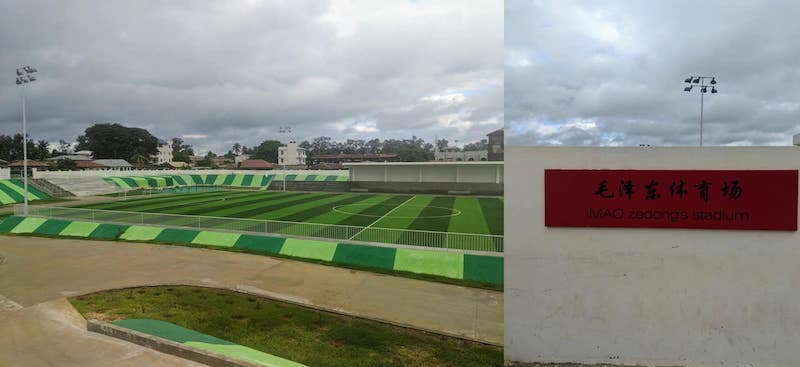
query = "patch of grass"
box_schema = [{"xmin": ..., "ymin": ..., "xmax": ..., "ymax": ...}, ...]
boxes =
[{"xmin": 69, "ymin": 286, "xmax": 502, "ymax": 367}]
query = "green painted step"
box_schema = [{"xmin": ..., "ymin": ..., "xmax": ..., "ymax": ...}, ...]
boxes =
[{"xmin": 113, "ymin": 319, "xmax": 306, "ymax": 367}]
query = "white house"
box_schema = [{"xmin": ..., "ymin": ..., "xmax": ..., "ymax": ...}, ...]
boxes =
[
  {"xmin": 152, "ymin": 139, "xmax": 173, "ymax": 164},
  {"xmin": 278, "ymin": 141, "xmax": 306, "ymax": 166}
]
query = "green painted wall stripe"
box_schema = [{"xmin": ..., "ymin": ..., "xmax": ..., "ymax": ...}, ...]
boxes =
[
  {"xmin": 462, "ymin": 254, "xmax": 504, "ymax": 284},
  {"xmin": 88, "ymin": 223, "xmax": 130, "ymax": 239},
  {"xmin": 33, "ymin": 219, "xmax": 72, "ymax": 235},
  {"xmin": 110, "ymin": 177, "xmax": 131, "ymax": 189},
  {"xmin": 0, "ymin": 183, "xmax": 17, "ymax": 204},
  {"xmin": 119, "ymin": 225, "xmax": 164, "ymax": 241},
  {"xmin": 241, "ymin": 174, "xmax": 254, "ymax": 186},
  {"xmin": 9, "ymin": 179, "xmax": 48, "ymax": 199},
  {"xmin": 155, "ymin": 228, "xmax": 200, "ymax": 243},
  {"xmin": 191, "ymin": 231, "xmax": 240, "ymax": 247},
  {"xmin": 233, "ymin": 234, "xmax": 286, "ymax": 254},
  {"xmin": 222, "ymin": 174, "xmax": 236, "ymax": 186},
  {"xmin": 332, "ymin": 243, "xmax": 396, "ymax": 270},
  {"xmin": 173, "ymin": 175, "xmax": 188, "ymax": 185},
  {"xmin": 10, "ymin": 217, "xmax": 48, "ymax": 233},
  {"xmin": 0, "ymin": 180, "xmax": 37, "ymax": 201},
  {"xmin": 393, "ymin": 248, "xmax": 464, "ymax": 279},
  {"xmin": 120, "ymin": 177, "xmax": 138, "ymax": 188},
  {"xmin": 0, "ymin": 216, "xmax": 25, "ymax": 232},
  {"xmin": 232, "ymin": 174, "xmax": 245, "ymax": 186},
  {"xmin": 212, "ymin": 174, "xmax": 226, "ymax": 186},
  {"xmin": 279, "ymin": 238, "xmax": 337, "ymax": 261},
  {"xmin": 60, "ymin": 221, "xmax": 100, "ymax": 237},
  {"xmin": 0, "ymin": 215, "xmax": 501, "ymax": 284}
]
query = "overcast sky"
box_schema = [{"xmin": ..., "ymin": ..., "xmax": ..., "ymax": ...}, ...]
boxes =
[
  {"xmin": 0, "ymin": 0, "xmax": 502, "ymax": 154},
  {"xmin": 506, "ymin": 0, "xmax": 800, "ymax": 147}
]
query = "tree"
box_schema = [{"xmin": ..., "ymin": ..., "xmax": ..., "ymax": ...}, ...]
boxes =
[
  {"xmin": 171, "ymin": 137, "xmax": 194, "ymax": 163},
  {"xmin": 76, "ymin": 123, "xmax": 158, "ymax": 160},
  {"xmin": 198, "ymin": 151, "xmax": 218, "ymax": 168},
  {"xmin": 232, "ymin": 142, "xmax": 242, "ymax": 155},
  {"xmin": 53, "ymin": 158, "xmax": 77, "ymax": 171},
  {"xmin": 0, "ymin": 133, "xmax": 50, "ymax": 162},
  {"xmin": 57, "ymin": 140, "xmax": 72, "ymax": 155},
  {"xmin": 436, "ymin": 138, "xmax": 449, "ymax": 151},
  {"xmin": 462, "ymin": 139, "xmax": 487, "ymax": 151},
  {"xmin": 251, "ymin": 140, "xmax": 281, "ymax": 162}
]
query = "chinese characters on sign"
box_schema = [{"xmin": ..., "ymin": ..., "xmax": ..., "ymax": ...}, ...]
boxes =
[
  {"xmin": 545, "ymin": 170, "xmax": 798, "ymax": 231},
  {"xmin": 592, "ymin": 178, "xmax": 743, "ymax": 202}
]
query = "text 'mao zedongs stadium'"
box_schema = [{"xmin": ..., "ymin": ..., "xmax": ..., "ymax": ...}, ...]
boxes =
[{"xmin": 545, "ymin": 169, "xmax": 798, "ymax": 231}]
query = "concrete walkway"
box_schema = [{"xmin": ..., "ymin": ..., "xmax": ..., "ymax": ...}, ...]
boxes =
[
  {"xmin": 0, "ymin": 236, "xmax": 503, "ymax": 347},
  {"xmin": 0, "ymin": 297, "xmax": 206, "ymax": 366}
]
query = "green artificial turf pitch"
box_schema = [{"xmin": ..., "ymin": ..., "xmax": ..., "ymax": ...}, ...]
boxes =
[{"xmin": 77, "ymin": 191, "xmax": 503, "ymax": 250}]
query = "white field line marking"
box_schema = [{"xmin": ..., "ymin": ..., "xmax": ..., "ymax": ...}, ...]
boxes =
[{"xmin": 348, "ymin": 195, "xmax": 417, "ymax": 240}]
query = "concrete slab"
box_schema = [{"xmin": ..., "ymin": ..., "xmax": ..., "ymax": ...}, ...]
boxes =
[
  {"xmin": 0, "ymin": 298, "xmax": 205, "ymax": 367},
  {"xmin": 0, "ymin": 235, "xmax": 503, "ymax": 345}
]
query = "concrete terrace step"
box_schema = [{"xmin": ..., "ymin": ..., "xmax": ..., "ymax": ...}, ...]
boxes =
[{"xmin": 45, "ymin": 176, "xmax": 121, "ymax": 196}]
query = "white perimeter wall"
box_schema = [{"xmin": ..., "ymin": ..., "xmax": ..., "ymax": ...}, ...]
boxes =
[
  {"xmin": 346, "ymin": 162, "xmax": 503, "ymax": 183},
  {"xmin": 506, "ymin": 146, "xmax": 800, "ymax": 366}
]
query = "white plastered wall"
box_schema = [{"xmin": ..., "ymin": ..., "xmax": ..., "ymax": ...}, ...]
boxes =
[{"xmin": 506, "ymin": 146, "xmax": 800, "ymax": 366}]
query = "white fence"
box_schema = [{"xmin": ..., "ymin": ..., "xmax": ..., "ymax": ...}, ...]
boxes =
[
  {"xmin": 19, "ymin": 205, "xmax": 504, "ymax": 253},
  {"xmin": 33, "ymin": 169, "xmax": 349, "ymax": 179}
]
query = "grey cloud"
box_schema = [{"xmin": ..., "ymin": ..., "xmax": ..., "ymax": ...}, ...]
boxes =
[
  {"xmin": 506, "ymin": 0, "xmax": 800, "ymax": 147},
  {"xmin": 0, "ymin": 0, "xmax": 502, "ymax": 154}
]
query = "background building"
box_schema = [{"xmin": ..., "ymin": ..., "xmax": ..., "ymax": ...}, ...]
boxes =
[
  {"xmin": 278, "ymin": 141, "xmax": 306, "ymax": 166},
  {"xmin": 434, "ymin": 148, "xmax": 488, "ymax": 161},
  {"xmin": 152, "ymin": 139, "xmax": 173, "ymax": 164},
  {"xmin": 487, "ymin": 128, "xmax": 504, "ymax": 161}
]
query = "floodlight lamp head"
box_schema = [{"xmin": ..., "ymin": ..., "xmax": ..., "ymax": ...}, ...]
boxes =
[
  {"xmin": 28, "ymin": 75, "xmax": 36, "ymax": 82},
  {"xmin": 16, "ymin": 69, "xmax": 23, "ymax": 76},
  {"xmin": 684, "ymin": 77, "xmax": 693, "ymax": 83},
  {"xmin": 693, "ymin": 77, "xmax": 700, "ymax": 83},
  {"xmin": 15, "ymin": 78, "xmax": 22, "ymax": 85},
  {"xmin": 710, "ymin": 77, "xmax": 716, "ymax": 85},
  {"xmin": 684, "ymin": 85, "xmax": 692, "ymax": 92},
  {"xmin": 701, "ymin": 86, "xmax": 707, "ymax": 93},
  {"xmin": 711, "ymin": 87, "xmax": 718, "ymax": 93}
]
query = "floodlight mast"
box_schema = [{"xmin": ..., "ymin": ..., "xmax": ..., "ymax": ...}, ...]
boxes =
[
  {"xmin": 683, "ymin": 76, "xmax": 718, "ymax": 147},
  {"xmin": 279, "ymin": 126, "xmax": 292, "ymax": 192},
  {"xmin": 14, "ymin": 66, "xmax": 37, "ymax": 215}
]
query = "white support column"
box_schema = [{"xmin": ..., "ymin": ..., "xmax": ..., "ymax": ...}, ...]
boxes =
[
  {"xmin": 384, "ymin": 166, "xmax": 388, "ymax": 183},
  {"xmin": 456, "ymin": 166, "xmax": 460, "ymax": 184},
  {"xmin": 496, "ymin": 165, "xmax": 500, "ymax": 184},
  {"xmin": 419, "ymin": 166, "xmax": 423, "ymax": 183}
]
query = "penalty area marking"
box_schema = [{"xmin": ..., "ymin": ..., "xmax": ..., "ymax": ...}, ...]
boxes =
[
  {"xmin": 332, "ymin": 204, "xmax": 461, "ymax": 219},
  {"xmin": 348, "ymin": 195, "xmax": 417, "ymax": 240}
]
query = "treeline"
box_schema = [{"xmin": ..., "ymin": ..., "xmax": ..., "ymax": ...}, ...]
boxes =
[
  {"xmin": 0, "ymin": 134, "xmax": 52, "ymax": 162},
  {"xmin": 1, "ymin": 121, "xmax": 485, "ymax": 166},
  {"xmin": 223, "ymin": 136, "xmax": 440, "ymax": 162}
]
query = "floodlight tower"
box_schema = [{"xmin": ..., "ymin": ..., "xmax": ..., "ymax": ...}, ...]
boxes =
[
  {"xmin": 683, "ymin": 75, "xmax": 718, "ymax": 147},
  {"xmin": 14, "ymin": 65, "xmax": 38, "ymax": 215},
  {"xmin": 279, "ymin": 126, "xmax": 292, "ymax": 192}
]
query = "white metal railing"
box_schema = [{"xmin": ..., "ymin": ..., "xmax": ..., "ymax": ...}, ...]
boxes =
[
  {"xmin": 17, "ymin": 205, "xmax": 503, "ymax": 253},
  {"xmin": 33, "ymin": 169, "xmax": 349, "ymax": 179}
]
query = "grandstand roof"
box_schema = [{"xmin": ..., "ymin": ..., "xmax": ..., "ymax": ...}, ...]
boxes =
[
  {"xmin": 239, "ymin": 159, "xmax": 276, "ymax": 170},
  {"xmin": 75, "ymin": 160, "xmax": 108, "ymax": 169},
  {"xmin": 93, "ymin": 159, "xmax": 133, "ymax": 168},
  {"xmin": 8, "ymin": 159, "xmax": 51, "ymax": 167},
  {"xmin": 46, "ymin": 154, "xmax": 93, "ymax": 161}
]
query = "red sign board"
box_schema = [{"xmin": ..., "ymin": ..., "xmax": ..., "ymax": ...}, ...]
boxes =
[{"xmin": 545, "ymin": 169, "xmax": 798, "ymax": 231}]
